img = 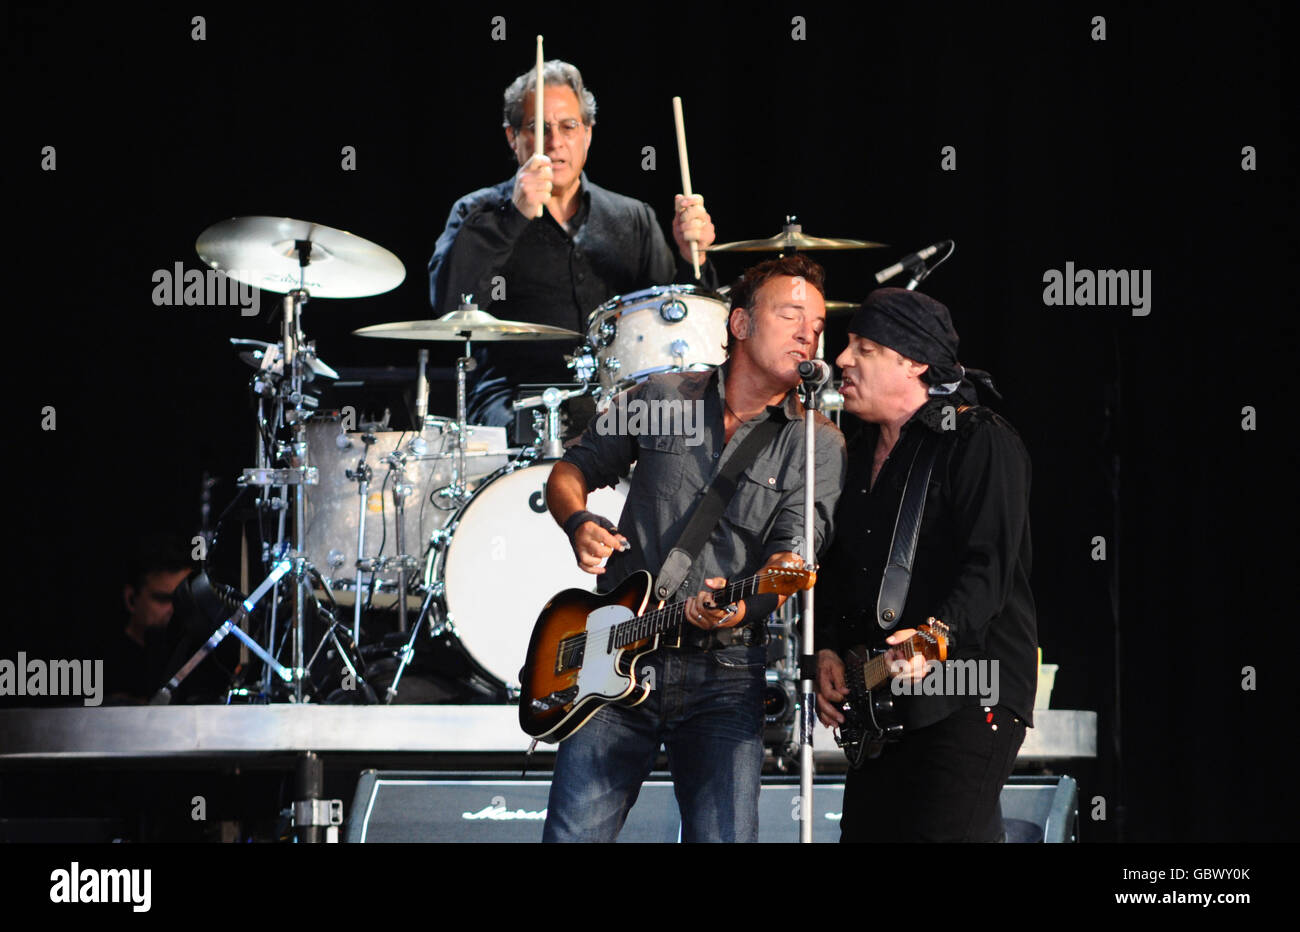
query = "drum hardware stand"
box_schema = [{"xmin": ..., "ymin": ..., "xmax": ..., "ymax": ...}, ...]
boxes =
[
  {"xmin": 150, "ymin": 557, "xmax": 296, "ymax": 704},
  {"xmin": 382, "ymin": 584, "xmax": 443, "ymax": 704},
  {"xmin": 513, "ymin": 385, "xmax": 589, "ymax": 459},
  {"xmin": 198, "ymin": 215, "xmax": 406, "ymax": 703},
  {"xmin": 236, "ymin": 243, "xmax": 322, "ymax": 701},
  {"xmin": 302, "ymin": 568, "xmax": 377, "ymax": 703},
  {"xmin": 344, "ymin": 430, "xmax": 378, "ymax": 642},
  {"xmin": 431, "ymin": 297, "xmax": 483, "ymax": 508},
  {"xmin": 383, "ymin": 447, "xmax": 422, "ymax": 634}
]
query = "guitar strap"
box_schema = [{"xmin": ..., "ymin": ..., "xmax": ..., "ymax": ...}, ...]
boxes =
[
  {"xmin": 653, "ymin": 415, "xmax": 784, "ymax": 601},
  {"xmin": 875, "ymin": 406, "xmax": 971, "ymax": 630}
]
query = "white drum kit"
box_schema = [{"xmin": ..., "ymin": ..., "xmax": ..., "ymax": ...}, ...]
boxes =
[
  {"xmin": 178, "ymin": 212, "xmax": 881, "ymax": 759},
  {"xmin": 179, "ymin": 214, "xmax": 742, "ymax": 706}
]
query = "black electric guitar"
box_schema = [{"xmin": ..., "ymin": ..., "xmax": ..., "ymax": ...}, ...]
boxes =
[
  {"xmin": 519, "ymin": 565, "xmax": 815, "ymax": 743},
  {"xmin": 834, "ymin": 619, "xmax": 952, "ymax": 768}
]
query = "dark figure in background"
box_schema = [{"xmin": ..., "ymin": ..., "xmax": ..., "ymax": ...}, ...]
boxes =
[
  {"xmin": 427, "ymin": 59, "xmax": 718, "ymax": 434},
  {"xmin": 102, "ymin": 534, "xmax": 239, "ymax": 704},
  {"xmin": 102, "ymin": 535, "xmax": 194, "ymax": 703},
  {"xmin": 814, "ymin": 288, "xmax": 1038, "ymax": 843}
]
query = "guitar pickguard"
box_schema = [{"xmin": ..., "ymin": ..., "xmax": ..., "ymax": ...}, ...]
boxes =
[{"xmin": 574, "ymin": 603, "xmax": 641, "ymax": 701}]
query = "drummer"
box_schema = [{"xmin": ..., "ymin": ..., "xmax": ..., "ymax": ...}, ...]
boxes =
[{"xmin": 427, "ymin": 59, "xmax": 718, "ymax": 435}]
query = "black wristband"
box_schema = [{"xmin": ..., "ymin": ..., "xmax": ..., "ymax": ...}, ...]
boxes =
[
  {"xmin": 743, "ymin": 591, "xmax": 780, "ymax": 621},
  {"xmin": 562, "ymin": 509, "xmax": 615, "ymax": 544}
]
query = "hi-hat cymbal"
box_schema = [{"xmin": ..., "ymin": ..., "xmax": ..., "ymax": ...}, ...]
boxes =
[
  {"xmin": 353, "ymin": 310, "xmax": 581, "ymax": 342},
  {"xmin": 710, "ymin": 221, "xmax": 887, "ymax": 253},
  {"xmin": 196, "ymin": 216, "xmax": 406, "ymax": 298}
]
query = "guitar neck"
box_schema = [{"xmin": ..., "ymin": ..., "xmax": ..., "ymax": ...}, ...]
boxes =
[
  {"xmin": 611, "ymin": 574, "xmax": 766, "ymax": 650},
  {"xmin": 861, "ymin": 651, "xmax": 895, "ymax": 691},
  {"xmin": 854, "ymin": 624, "xmax": 948, "ymax": 690}
]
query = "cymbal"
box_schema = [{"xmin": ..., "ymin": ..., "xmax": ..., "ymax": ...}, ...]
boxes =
[
  {"xmin": 196, "ymin": 216, "xmax": 406, "ymax": 298},
  {"xmin": 710, "ymin": 222, "xmax": 887, "ymax": 253},
  {"xmin": 353, "ymin": 310, "xmax": 581, "ymax": 342}
]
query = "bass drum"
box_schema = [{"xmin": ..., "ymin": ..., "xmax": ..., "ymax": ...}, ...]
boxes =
[{"xmin": 426, "ymin": 461, "xmax": 630, "ymax": 693}]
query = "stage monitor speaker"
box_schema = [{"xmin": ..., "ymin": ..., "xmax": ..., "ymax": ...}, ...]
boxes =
[
  {"xmin": 345, "ymin": 772, "xmax": 1075, "ymax": 842},
  {"xmin": 1000, "ymin": 775, "xmax": 1079, "ymax": 843},
  {"xmin": 346, "ymin": 772, "xmax": 849, "ymax": 842}
]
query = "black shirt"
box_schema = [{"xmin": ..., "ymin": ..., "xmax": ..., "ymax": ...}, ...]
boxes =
[
  {"xmin": 427, "ymin": 173, "xmax": 717, "ymax": 389},
  {"xmin": 816, "ymin": 397, "xmax": 1038, "ymax": 727},
  {"xmin": 101, "ymin": 629, "xmax": 172, "ymax": 703}
]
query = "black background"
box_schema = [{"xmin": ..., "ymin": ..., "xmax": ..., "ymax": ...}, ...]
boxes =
[{"xmin": 5, "ymin": 2, "xmax": 1293, "ymax": 842}]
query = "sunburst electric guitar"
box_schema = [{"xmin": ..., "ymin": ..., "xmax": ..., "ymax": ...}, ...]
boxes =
[{"xmin": 519, "ymin": 566, "xmax": 815, "ymax": 743}]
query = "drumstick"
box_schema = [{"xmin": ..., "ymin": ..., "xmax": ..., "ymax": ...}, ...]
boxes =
[
  {"xmin": 535, "ymin": 36, "xmax": 545, "ymax": 219},
  {"xmin": 672, "ymin": 96, "xmax": 700, "ymax": 278}
]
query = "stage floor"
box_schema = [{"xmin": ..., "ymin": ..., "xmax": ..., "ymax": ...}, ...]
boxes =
[{"xmin": 0, "ymin": 705, "xmax": 1096, "ymax": 761}]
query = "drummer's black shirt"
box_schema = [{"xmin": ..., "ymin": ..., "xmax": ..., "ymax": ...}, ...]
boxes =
[
  {"xmin": 815, "ymin": 398, "xmax": 1038, "ymax": 728},
  {"xmin": 427, "ymin": 173, "xmax": 717, "ymax": 389}
]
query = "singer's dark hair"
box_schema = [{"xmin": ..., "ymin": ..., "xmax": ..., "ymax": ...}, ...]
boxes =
[{"xmin": 725, "ymin": 254, "xmax": 826, "ymax": 354}]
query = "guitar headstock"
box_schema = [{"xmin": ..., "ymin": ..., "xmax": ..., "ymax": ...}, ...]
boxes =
[
  {"xmin": 915, "ymin": 618, "xmax": 951, "ymax": 662},
  {"xmin": 755, "ymin": 564, "xmax": 817, "ymax": 596}
]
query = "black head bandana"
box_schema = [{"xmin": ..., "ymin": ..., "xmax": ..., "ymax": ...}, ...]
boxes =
[{"xmin": 847, "ymin": 287, "xmax": 1000, "ymax": 400}]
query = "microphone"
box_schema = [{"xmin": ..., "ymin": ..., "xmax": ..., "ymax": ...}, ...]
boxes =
[
  {"xmin": 874, "ymin": 240, "xmax": 952, "ymax": 284},
  {"xmin": 797, "ymin": 358, "xmax": 832, "ymax": 388},
  {"xmin": 415, "ymin": 348, "xmax": 429, "ymax": 432}
]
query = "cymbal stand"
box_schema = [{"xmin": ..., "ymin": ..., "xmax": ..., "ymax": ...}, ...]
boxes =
[
  {"xmin": 434, "ymin": 326, "xmax": 477, "ymax": 508},
  {"xmin": 238, "ymin": 241, "xmax": 320, "ymax": 701}
]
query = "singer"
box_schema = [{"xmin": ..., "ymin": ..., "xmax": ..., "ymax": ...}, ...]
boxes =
[{"xmin": 541, "ymin": 255, "xmax": 846, "ymax": 842}]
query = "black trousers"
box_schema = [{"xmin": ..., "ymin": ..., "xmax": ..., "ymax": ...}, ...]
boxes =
[{"xmin": 839, "ymin": 704, "xmax": 1027, "ymax": 843}]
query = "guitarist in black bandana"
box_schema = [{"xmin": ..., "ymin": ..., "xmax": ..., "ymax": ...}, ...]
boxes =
[{"xmin": 814, "ymin": 288, "xmax": 1037, "ymax": 843}]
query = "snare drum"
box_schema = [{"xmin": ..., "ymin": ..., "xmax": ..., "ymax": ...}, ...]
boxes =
[
  {"xmin": 582, "ymin": 285, "xmax": 729, "ymax": 396},
  {"xmin": 424, "ymin": 460, "xmax": 629, "ymax": 691}
]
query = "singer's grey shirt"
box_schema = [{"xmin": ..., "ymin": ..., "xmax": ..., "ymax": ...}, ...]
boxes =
[{"xmin": 561, "ymin": 364, "xmax": 846, "ymax": 600}]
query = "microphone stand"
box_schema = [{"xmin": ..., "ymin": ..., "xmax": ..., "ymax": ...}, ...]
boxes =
[{"xmin": 796, "ymin": 361, "xmax": 829, "ymax": 842}]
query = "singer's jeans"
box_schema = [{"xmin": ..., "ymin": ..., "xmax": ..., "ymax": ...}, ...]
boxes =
[{"xmin": 542, "ymin": 642, "xmax": 767, "ymax": 843}]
